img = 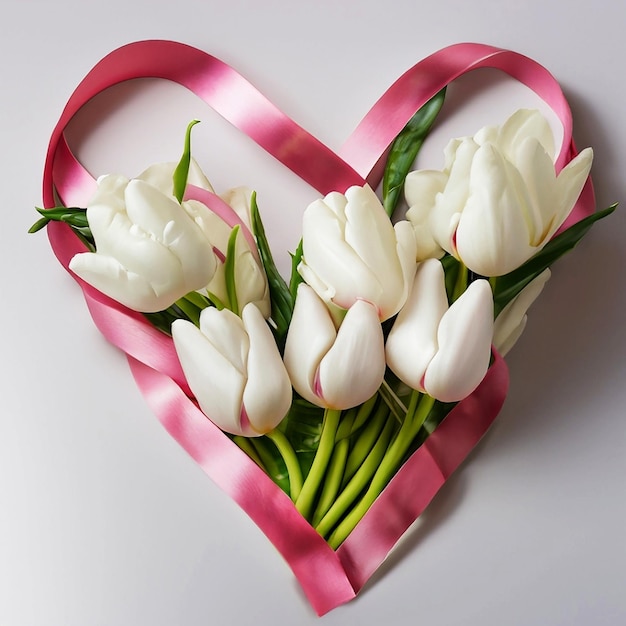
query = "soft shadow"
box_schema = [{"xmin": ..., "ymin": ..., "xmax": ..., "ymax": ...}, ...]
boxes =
[
  {"xmin": 563, "ymin": 86, "xmax": 620, "ymax": 205},
  {"xmin": 358, "ymin": 467, "xmax": 468, "ymax": 594}
]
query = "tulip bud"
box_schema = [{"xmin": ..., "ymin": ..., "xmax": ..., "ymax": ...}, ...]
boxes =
[
  {"xmin": 284, "ymin": 284, "xmax": 386, "ymax": 410},
  {"xmin": 69, "ymin": 162, "xmax": 217, "ymax": 312},
  {"xmin": 172, "ymin": 304, "xmax": 292, "ymax": 437},
  {"xmin": 385, "ymin": 259, "xmax": 494, "ymax": 402},
  {"xmin": 298, "ymin": 184, "xmax": 417, "ymax": 321},
  {"xmin": 405, "ymin": 109, "xmax": 593, "ymax": 276},
  {"xmin": 493, "ymin": 269, "xmax": 551, "ymax": 356}
]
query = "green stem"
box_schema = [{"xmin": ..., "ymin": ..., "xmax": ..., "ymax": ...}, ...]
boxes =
[
  {"xmin": 334, "ymin": 407, "xmax": 358, "ymax": 442},
  {"xmin": 336, "ymin": 393, "xmax": 378, "ymax": 441},
  {"xmin": 233, "ymin": 436, "xmax": 265, "ymax": 470},
  {"xmin": 250, "ymin": 437, "xmax": 287, "ymax": 491},
  {"xmin": 295, "ymin": 408, "xmax": 342, "ymax": 521},
  {"xmin": 316, "ymin": 414, "xmax": 396, "ymax": 539},
  {"xmin": 311, "ymin": 438, "xmax": 349, "ymax": 526},
  {"xmin": 327, "ymin": 393, "xmax": 435, "ymax": 548},
  {"xmin": 379, "ymin": 379, "xmax": 408, "ymax": 423},
  {"xmin": 343, "ymin": 401, "xmax": 389, "ymax": 485},
  {"xmin": 349, "ymin": 393, "xmax": 379, "ymax": 434},
  {"xmin": 265, "ymin": 429, "xmax": 303, "ymax": 501}
]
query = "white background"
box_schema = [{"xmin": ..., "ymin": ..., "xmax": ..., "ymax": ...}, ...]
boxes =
[{"xmin": 2, "ymin": 1, "xmax": 625, "ymax": 624}]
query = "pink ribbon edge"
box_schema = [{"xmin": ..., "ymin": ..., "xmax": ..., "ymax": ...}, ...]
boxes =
[{"xmin": 41, "ymin": 40, "xmax": 596, "ymax": 616}]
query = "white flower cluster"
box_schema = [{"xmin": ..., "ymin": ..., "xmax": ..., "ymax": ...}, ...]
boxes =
[{"xmin": 70, "ymin": 109, "xmax": 592, "ymax": 439}]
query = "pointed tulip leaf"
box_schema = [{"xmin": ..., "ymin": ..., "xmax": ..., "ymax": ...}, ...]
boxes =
[
  {"xmin": 29, "ymin": 206, "xmax": 95, "ymax": 250},
  {"xmin": 250, "ymin": 192, "xmax": 294, "ymax": 343},
  {"xmin": 289, "ymin": 240, "xmax": 304, "ymax": 303},
  {"xmin": 382, "ymin": 88, "xmax": 446, "ymax": 217},
  {"xmin": 172, "ymin": 119, "xmax": 200, "ymax": 203}
]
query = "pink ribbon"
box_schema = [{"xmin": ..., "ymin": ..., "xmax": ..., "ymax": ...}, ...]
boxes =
[{"xmin": 41, "ymin": 41, "xmax": 595, "ymax": 615}]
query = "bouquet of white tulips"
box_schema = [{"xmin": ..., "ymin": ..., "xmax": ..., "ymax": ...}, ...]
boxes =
[{"xmin": 31, "ymin": 100, "xmax": 614, "ymax": 549}]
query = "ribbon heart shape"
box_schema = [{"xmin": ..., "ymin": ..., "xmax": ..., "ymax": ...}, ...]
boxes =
[{"xmin": 41, "ymin": 41, "xmax": 595, "ymax": 615}]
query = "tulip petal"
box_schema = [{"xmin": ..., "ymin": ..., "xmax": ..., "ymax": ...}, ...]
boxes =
[
  {"xmin": 283, "ymin": 284, "xmax": 337, "ymax": 406},
  {"xmin": 496, "ymin": 109, "xmax": 556, "ymax": 162},
  {"xmin": 198, "ymin": 307, "xmax": 249, "ymax": 375},
  {"xmin": 404, "ymin": 169, "xmax": 447, "ymax": 209},
  {"xmin": 301, "ymin": 197, "xmax": 382, "ymax": 311},
  {"xmin": 405, "ymin": 170, "xmax": 448, "ymax": 261},
  {"xmin": 385, "ymin": 259, "xmax": 449, "ymax": 391},
  {"xmin": 220, "ymin": 186, "xmax": 254, "ymax": 228},
  {"xmin": 455, "ymin": 143, "xmax": 534, "ymax": 276},
  {"xmin": 493, "ymin": 269, "xmax": 551, "ymax": 356},
  {"xmin": 69, "ymin": 251, "xmax": 165, "ymax": 311},
  {"xmin": 124, "ymin": 180, "xmax": 216, "ymax": 289},
  {"xmin": 430, "ymin": 138, "xmax": 480, "ymax": 254},
  {"xmin": 136, "ymin": 159, "xmax": 214, "ymax": 198},
  {"xmin": 172, "ymin": 317, "xmax": 246, "ymax": 435},
  {"xmin": 423, "ymin": 279, "xmax": 494, "ymax": 402},
  {"xmin": 241, "ymin": 304, "xmax": 292, "ymax": 434},
  {"xmin": 511, "ymin": 138, "xmax": 559, "ymax": 246},
  {"xmin": 343, "ymin": 186, "xmax": 403, "ymax": 284},
  {"xmin": 554, "ymin": 147, "xmax": 593, "ymax": 234},
  {"xmin": 318, "ymin": 300, "xmax": 386, "ymax": 409},
  {"xmin": 393, "ymin": 220, "xmax": 419, "ymax": 308}
]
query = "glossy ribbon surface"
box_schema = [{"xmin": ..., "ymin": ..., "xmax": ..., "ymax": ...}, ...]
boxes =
[{"xmin": 42, "ymin": 41, "xmax": 595, "ymax": 615}]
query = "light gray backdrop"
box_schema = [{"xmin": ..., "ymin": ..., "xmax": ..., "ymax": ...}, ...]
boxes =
[{"xmin": 1, "ymin": 1, "xmax": 624, "ymax": 624}]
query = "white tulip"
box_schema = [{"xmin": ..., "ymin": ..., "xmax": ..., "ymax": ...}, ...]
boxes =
[
  {"xmin": 298, "ymin": 184, "xmax": 417, "ymax": 321},
  {"xmin": 186, "ymin": 186, "xmax": 270, "ymax": 318},
  {"xmin": 404, "ymin": 170, "xmax": 447, "ymax": 261},
  {"xmin": 493, "ymin": 269, "xmax": 551, "ymax": 356},
  {"xmin": 69, "ymin": 161, "xmax": 217, "ymax": 312},
  {"xmin": 404, "ymin": 109, "xmax": 593, "ymax": 276},
  {"xmin": 386, "ymin": 259, "xmax": 494, "ymax": 402},
  {"xmin": 284, "ymin": 284, "xmax": 386, "ymax": 410},
  {"xmin": 172, "ymin": 303, "xmax": 292, "ymax": 437}
]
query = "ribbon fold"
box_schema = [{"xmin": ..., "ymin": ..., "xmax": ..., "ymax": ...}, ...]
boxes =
[{"xmin": 41, "ymin": 40, "xmax": 595, "ymax": 615}]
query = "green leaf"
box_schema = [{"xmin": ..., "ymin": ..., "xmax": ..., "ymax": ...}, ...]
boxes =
[
  {"xmin": 142, "ymin": 292, "xmax": 213, "ymax": 335},
  {"xmin": 249, "ymin": 436, "xmax": 290, "ymax": 493},
  {"xmin": 493, "ymin": 204, "xmax": 617, "ymax": 316},
  {"xmin": 224, "ymin": 225, "xmax": 240, "ymax": 315},
  {"xmin": 441, "ymin": 254, "xmax": 462, "ymax": 303},
  {"xmin": 29, "ymin": 206, "xmax": 95, "ymax": 251},
  {"xmin": 382, "ymin": 88, "xmax": 446, "ymax": 217},
  {"xmin": 172, "ymin": 119, "xmax": 200, "ymax": 203},
  {"xmin": 249, "ymin": 192, "xmax": 294, "ymax": 343},
  {"xmin": 28, "ymin": 216, "xmax": 52, "ymax": 234},
  {"xmin": 282, "ymin": 396, "xmax": 325, "ymax": 478},
  {"xmin": 289, "ymin": 239, "xmax": 304, "ymax": 303}
]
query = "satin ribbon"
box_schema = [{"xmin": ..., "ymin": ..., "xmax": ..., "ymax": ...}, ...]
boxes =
[{"xmin": 41, "ymin": 41, "xmax": 595, "ymax": 615}]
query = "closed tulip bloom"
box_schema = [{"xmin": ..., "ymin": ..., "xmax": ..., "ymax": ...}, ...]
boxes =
[
  {"xmin": 386, "ymin": 259, "xmax": 494, "ymax": 402},
  {"xmin": 69, "ymin": 161, "xmax": 217, "ymax": 312},
  {"xmin": 172, "ymin": 303, "xmax": 292, "ymax": 437},
  {"xmin": 404, "ymin": 170, "xmax": 448, "ymax": 261},
  {"xmin": 284, "ymin": 284, "xmax": 385, "ymax": 410},
  {"xmin": 188, "ymin": 186, "xmax": 270, "ymax": 318},
  {"xmin": 404, "ymin": 109, "xmax": 593, "ymax": 276},
  {"xmin": 493, "ymin": 269, "xmax": 551, "ymax": 356},
  {"xmin": 298, "ymin": 184, "xmax": 417, "ymax": 321}
]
